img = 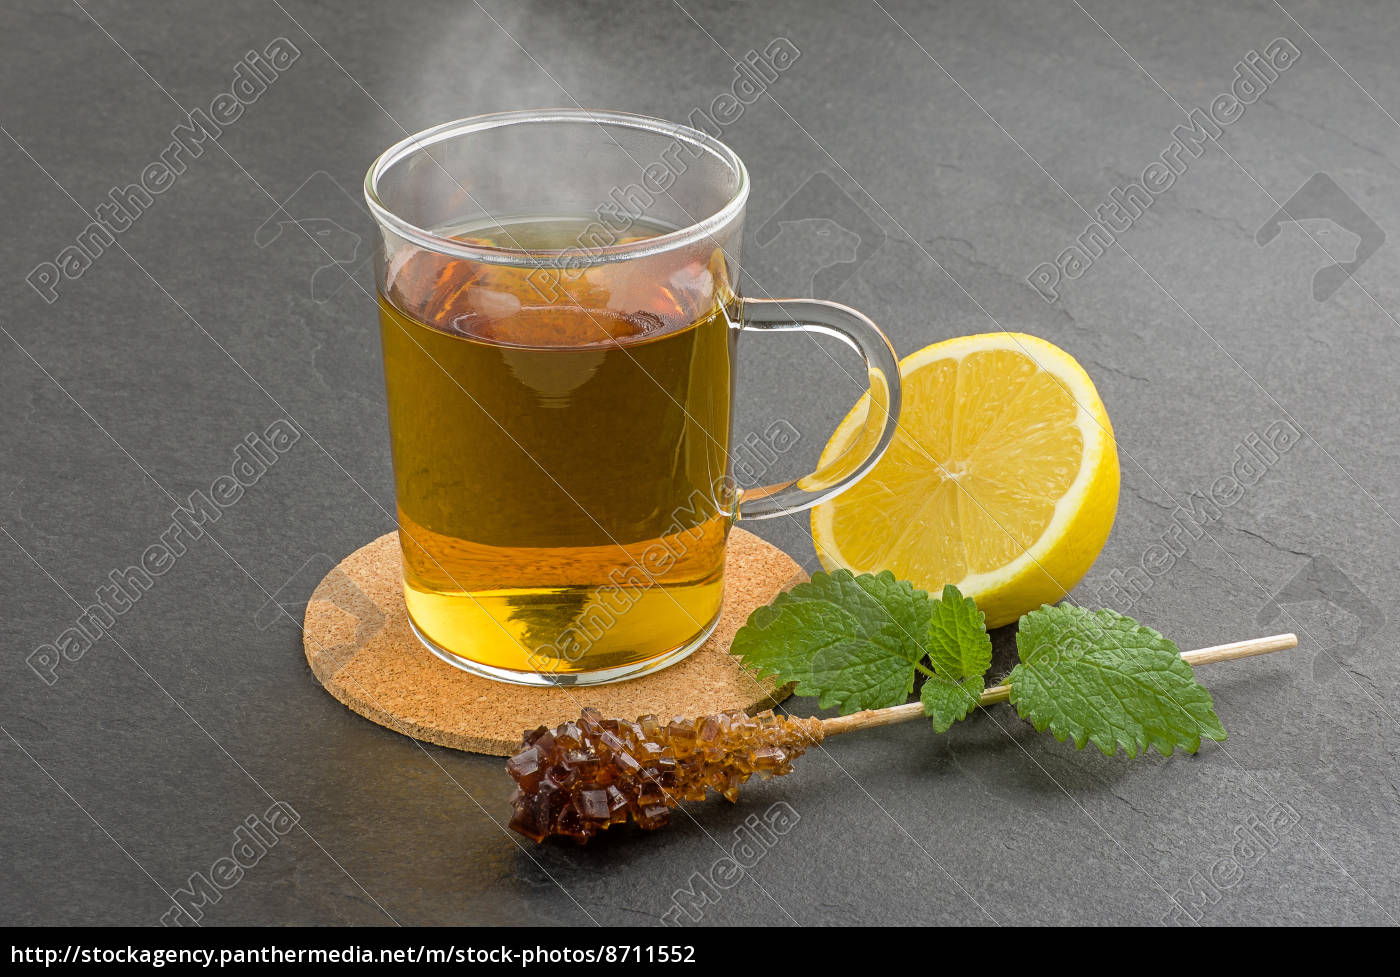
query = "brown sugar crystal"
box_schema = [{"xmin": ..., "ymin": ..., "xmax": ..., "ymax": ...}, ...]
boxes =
[{"xmin": 507, "ymin": 707, "xmax": 824, "ymax": 843}]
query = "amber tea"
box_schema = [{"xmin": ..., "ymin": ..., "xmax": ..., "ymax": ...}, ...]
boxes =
[{"xmin": 379, "ymin": 218, "xmax": 737, "ymax": 677}]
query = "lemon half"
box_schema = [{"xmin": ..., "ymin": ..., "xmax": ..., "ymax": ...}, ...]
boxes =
[{"xmin": 811, "ymin": 333, "xmax": 1119, "ymax": 628}]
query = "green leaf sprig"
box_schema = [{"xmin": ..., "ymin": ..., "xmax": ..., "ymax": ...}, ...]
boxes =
[{"xmin": 732, "ymin": 569, "xmax": 1243, "ymax": 757}]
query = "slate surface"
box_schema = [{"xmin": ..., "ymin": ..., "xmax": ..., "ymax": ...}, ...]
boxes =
[{"xmin": 2, "ymin": 0, "xmax": 1396, "ymax": 926}]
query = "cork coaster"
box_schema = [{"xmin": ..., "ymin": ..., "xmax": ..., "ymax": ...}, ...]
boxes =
[{"xmin": 302, "ymin": 529, "xmax": 802, "ymax": 756}]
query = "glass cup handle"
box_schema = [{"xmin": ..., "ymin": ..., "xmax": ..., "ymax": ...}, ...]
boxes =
[{"xmin": 736, "ymin": 297, "xmax": 903, "ymax": 520}]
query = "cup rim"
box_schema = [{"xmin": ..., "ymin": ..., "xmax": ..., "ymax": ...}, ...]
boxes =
[{"xmin": 363, "ymin": 108, "xmax": 750, "ymax": 267}]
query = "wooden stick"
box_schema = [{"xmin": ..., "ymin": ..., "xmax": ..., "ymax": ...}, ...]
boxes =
[{"xmin": 817, "ymin": 632, "xmax": 1296, "ymax": 738}]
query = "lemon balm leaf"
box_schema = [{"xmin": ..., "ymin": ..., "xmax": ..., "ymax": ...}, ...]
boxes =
[
  {"xmin": 920, "ymin": 672, "xmax": 985, "ymax": 733},
  {"xmin": 808, "ymin": 639, "xmax": 925, "ymax": 714},
  {"xmin": 1008, "ymin": 604, "xmax": 1226, "ymax": 757},
  {"xmin": 926, "ymin": 585, "xmax": 992, "ymax": 680},
  {"xmin": 916, "ymin": 585, "xmax": 993, "ymax": 731},
  {"xmin": 801, "ymin": 570, "xmax": 933, "ymax": 645},
  {"xmin": 731, "ymin": 569, "xmax": 932, "ymax": 713}
]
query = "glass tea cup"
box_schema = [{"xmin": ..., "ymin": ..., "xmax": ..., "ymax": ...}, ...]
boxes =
[{"xmin": 365, "ymin": 110, "xmax": 901, "ymax": 685}]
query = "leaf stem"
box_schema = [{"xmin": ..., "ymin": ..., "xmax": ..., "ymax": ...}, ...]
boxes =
[{"xmin": 817, "ymin": 632, "xmax": 1296, "ymax": 738}]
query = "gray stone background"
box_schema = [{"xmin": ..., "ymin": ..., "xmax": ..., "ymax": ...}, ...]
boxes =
[{"xmin": 2, "ymin": 0, "xmax": 1397, "ymax": 926}]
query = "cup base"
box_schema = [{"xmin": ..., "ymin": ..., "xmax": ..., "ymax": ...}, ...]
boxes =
[{"xmin": 406, "ymin": 610, "xmax": 722, "ymax": 687}]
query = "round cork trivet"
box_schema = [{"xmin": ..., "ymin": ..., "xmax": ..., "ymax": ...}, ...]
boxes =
[{"xmin": 302, "ymin": 529, "xmax": 802, "ymax": 756}]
